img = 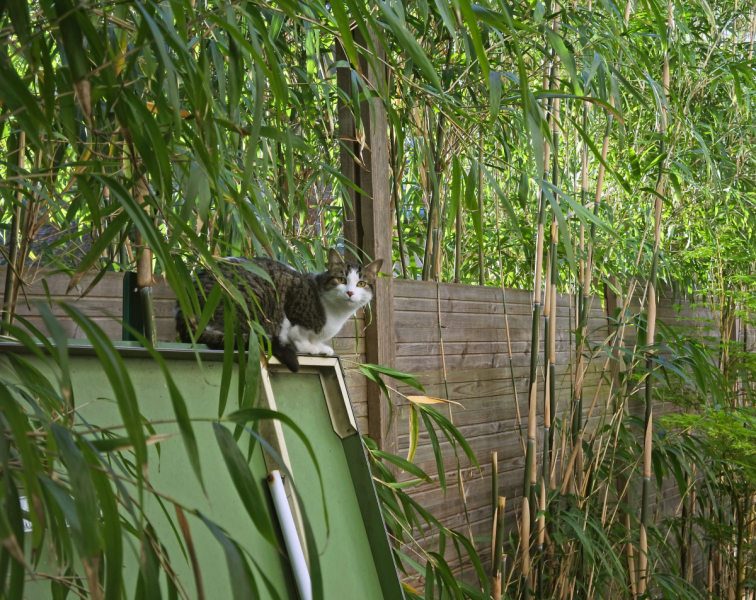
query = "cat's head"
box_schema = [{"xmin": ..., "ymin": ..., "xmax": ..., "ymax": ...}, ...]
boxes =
[{"xmin": 321, "ymin": 248, "xmax": 382, "ymax": 308}]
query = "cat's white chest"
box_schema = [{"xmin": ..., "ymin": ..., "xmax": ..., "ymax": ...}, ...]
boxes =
[
  {"xmin": 279, "ymin": 308, "xmax": 355, "ymax": 357},
  {"xmin": 319, "ymin": 311, "xmax": 351, "ymax": 342}
]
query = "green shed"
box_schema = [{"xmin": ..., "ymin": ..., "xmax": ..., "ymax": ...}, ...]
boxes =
[{"xmin": 0, "ymin": 342, "xmax": 405, "ymax": 600}]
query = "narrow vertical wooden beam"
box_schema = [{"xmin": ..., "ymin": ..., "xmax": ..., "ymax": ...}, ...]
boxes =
[
  {"xmin": 336, "ymin": 41, "xmax": 359, "ymax": 263},
  {"xmin": 337, "ymin": 31, "xmax": 397, "ymax": 453}
]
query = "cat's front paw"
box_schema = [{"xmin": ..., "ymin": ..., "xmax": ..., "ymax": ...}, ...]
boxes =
[
  {"xmin": 294, "ymin": 340, "xmax": 320, "ymax": 355},
  {"xmin": 318, "ymin": 344, "xmax": 334, "ymax": 356}
]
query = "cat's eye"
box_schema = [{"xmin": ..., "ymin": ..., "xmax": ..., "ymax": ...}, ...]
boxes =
[
  {"xmin": 357, "ymin": 281, "xmax": 367, "ymax": 288},
  {"xmin": 336, "ymin": 277, "xmax": 347, "ymax": 284}
]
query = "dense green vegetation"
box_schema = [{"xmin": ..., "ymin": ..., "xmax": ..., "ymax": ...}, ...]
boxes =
[{"xmin": 0, "ymin": 0, "xmax": 755, "ymax": 598}]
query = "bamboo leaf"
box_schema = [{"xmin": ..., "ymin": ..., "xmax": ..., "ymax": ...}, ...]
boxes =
[
  {"xmin": 0, "ymin": 55, "xmax": 47, "ymax": 147},
  {"xmin": 376, "ymin": 0, "xmax": 443, "ymax": 93},
  {"xmin": 433, "ymin": 0, "xmax": 457, "ymax": 40},
  {"xmin": 330, "ymin": 1, "xmax": 362, "ymax": 74},
  {"xmin": 213, "ymin": 423, "xmax": 278, "ymax": 548},
  {"xmin": 446, "ymin": 156, "xmax": 462, "ymax": 237},
  {"xmin": 59, "ymin": 304, "xmax": 148, "ymax": 481},
  {"xmin": 406, "ymin": 396, "xmax": 463, "ymax": 407},
  {"xmin": 407, "ymin": 405, "xmax": 419, "ymax": 462},
  {"xmin": 359, "ymin": 363, "xmax": 425, "ymax": 392},
  {"xmin": 66, "ymin": 211, "xmax": 130, "ymax": 294},
  {"xmin": 489, "ymin": 70, "xmax": 502, "ymax": 122},
  {"xmin": 199, "ymin": 514, "xmax": 257, "ymax": 600},
  {"xmin": 193, "ymin": 284, "xmax": 223, "ymax": 341},
  {"xmin": 482, "ymin": 164, "xmax": 522, "ymax": 239},
  {"xmin": 227, "ymin": 408, "xmax": 328, "ymax": 533},
  {"xmin": 50, "ymin": 425, "xmax": 102, "ymax": 560},
  {"xmin": 420, "ymin": 410, "xmax": 446, "ymax": 494},
  {"xmin": 457, "ymin": 0, "xmax": 490, "ymax": 81},
  {"xmin": 544, "ymin": 27, "xmax": 581, "ymax": 95},
  {"xmin": 122, "ymin": 322, "xmax": 205, "ymax": 493},
  {"xmin": 371, "ymin": 449, "xmax": 433, "ymax": 483},
  {"xmin": 464, "ymin": 163, "xmax": 483, "ymax": 249},
  {"xmin": 6, "ymin": 0, "xmax": 31, "ymax": 48},
  {"xmin": 0, "ymin": 382, "xmax": 46, "ymax": 548}
]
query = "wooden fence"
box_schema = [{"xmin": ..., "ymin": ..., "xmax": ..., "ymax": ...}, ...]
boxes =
[
  {"xmin": 0, "ymin": 270, "xmax": 721, "ymax": 585},
  {"xmin": 390, "ymin": 279, "xmax": 721, "ymax": 585}
]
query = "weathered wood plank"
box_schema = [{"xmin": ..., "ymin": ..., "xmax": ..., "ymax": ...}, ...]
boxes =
[
  {"xmin": 395, "ymin": 350, "xmax": 611, "ymax": 374},
  {"xmin": 396, "ymin": 339, "xmax": 596, "ymax": 358},
  {"xmin": 393, "ymin": 280, "xmax": 604, "ymax": 308},
  {"xmin": 1, "ymin": 270, "xmax": 177, "ymax": 299},
  {"xmin": 392, "ymin": 361, "xmax": 606, "ymax": 392},
  {"xmin": 393, "ymin": 279, "xmax": 530, "ymax": 303},
  {"xmin": 394, "ymin": 309, "xmax": 607, "ymax": 331},
  {"xmin": 393, "ymin": 295, "xmax": 607, "ymax": 318},
  {"xmin": 11, "ymin": 297, "xmax": 176, "ymax": 319},
  {"xmin": 395, "ymin": 325, "xmax": 606, "ymax": 344}
]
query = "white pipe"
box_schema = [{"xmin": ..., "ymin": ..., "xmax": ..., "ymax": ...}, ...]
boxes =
[{"xmin": 267, "ymin": 470, "xmax": 312, "ymax": 600}]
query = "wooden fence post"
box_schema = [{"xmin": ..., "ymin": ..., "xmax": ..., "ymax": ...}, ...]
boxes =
[{"xmin": 336, "ymin": 32, "xmax": 397, "ymax": 453}]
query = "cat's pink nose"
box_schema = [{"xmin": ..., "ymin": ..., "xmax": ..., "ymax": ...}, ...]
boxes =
[{"xmin": 347, "ymin": 291, "xmax": 354, "ymax": 297}]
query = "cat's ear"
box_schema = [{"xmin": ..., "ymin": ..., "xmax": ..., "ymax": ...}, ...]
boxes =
[
  {"xmin": 363, "ymin": 259, "xmax": 383, "ymax": 276},
  {"xmin": 328, "ymin": 248, "xmax": 344, "ymax": 268}
]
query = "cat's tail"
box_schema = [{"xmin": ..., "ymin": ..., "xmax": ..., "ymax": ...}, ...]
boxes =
[
  {"xmin": 271, "ymin": 337, "xmax": 300, "ymax": 373},
  {"xmin": 174, "ymin": 305, "xmax": 194, "ymax": 343},
  {"xmin": 174, "ymin": 305, "xmax": 226, "ymax": 349}
]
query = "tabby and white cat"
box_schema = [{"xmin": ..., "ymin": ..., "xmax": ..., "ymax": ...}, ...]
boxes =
[{"xmin": 175, "ymin": 249, "xmax": 382, "ymax": 372}]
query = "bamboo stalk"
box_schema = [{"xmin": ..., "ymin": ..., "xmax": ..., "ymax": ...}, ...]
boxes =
[
  {"xmin": 625, "ymin": 512, "xmax": 638, "ymax": 597},
  {"xmin": 523, "ymin": 61, "xmax": 552, "ymax": 574},
  {"xmin": 686, "ymin": 485, "xmax": 695, "ymax": 583},
  {"xmin": 390, "ymin": 119, "xmax": 409, "ymax": 279},
  {"xmin": 521, "ymin": 494, "xmax": 531, "ymax": 599},
  {"xmin": 421, "ymin": 107, "xmax": 439, "ymax": 281},
  {"xmin": 11, "ymin": 149, "xmax": 43, "ymax": 313},
  {"xmin": 454, "ymin": 198, "xmax": 462, "ymax": 284},
  {"xmin": 538, "ymin": 248, "xmax": 551, "ymax": 596},
  {"xmin": 545, "ymin": 83, "xmax": 560, "ymax": 494},
  {"xmin": 134, "ymin": 172, "xmax": 157, "ymax": 346},
  {"xmin": 680, "ymin": 473, "xmax": 689, "ymax": 580},
  {"xmin": 430, "ymin": 115, "xmax": 448, "ymax": 281},
  {"xmin": 1, "ymin": 131, "xmax": 25, "ymax": 333},
  {"xmin": 423, "ymin": 71, "xmax": 450, "ymax": 282},
  {"xmin": 477, "ymin": 144, "xmax": 485, "ymax": 286},
  {"xmin": 537, "ymin": 478, "xmax": 546, "ymax": 596},
  {"xmin": 492, "ymin": 451, "xmax": 499, "ymax": 534},
  {"xmin": 492, "ymin": 496, "xmax": 507, "ymax": 600},
  {"xmin": 543, "ymin": 247, "xmax": 552, "ymax": 488},
  {"xmin": 394, "ymin": 198, "xmax": 408, "ymax": 279},
  {"xmin": 638, "ymin": 3, "xmax": 672, "ymax": 595},
  {"xmin": 549, "ymin": 226, "xmax": 558, "ymax": 489},
  {"xmin": 570, "ymin": 99, "xmax": 590, "ymax": 493}
]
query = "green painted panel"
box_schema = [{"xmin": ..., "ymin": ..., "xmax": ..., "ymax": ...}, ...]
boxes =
[
  {"xmin": 18, "ymin": 355, "xmax": 295, "ymax": 600},
  {"xmin": 3, "ymin": 346, "xmax": 402, "ymax": 600},
  {"xmin": 269, "ymin": 372, "xmax": 385, "ymax": 600}
]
